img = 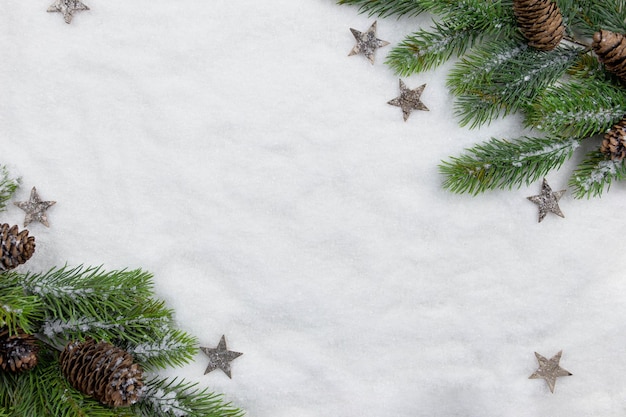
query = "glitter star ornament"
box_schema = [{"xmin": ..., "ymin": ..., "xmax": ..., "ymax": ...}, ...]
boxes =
[
  {"xmin": 529, "ymin": 350, "xmax": 572, "ymax": 393},
  {"xmin": 348, "ymin": 21, "xmax": 390, "ymax": 64},
  {"xmin": 14, "ymin": 187, "xmax": 56, "ymax": 228},
  {"xmin": 47, "ymin": 0, "xmax": 89, "ymax": 24},
  {"xmin": 527, "ymin": 178, "xmax": 566, "ymax": 222},
  {"xmin": 387, "ymin": 79, "xmax": 429, "ymax": 121},
  {"xmin": 201, "ymin": 335, "xmax": 242, "ymax": 378}
]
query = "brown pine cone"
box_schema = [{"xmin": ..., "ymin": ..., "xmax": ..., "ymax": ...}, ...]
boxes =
[
  {"xmin": 0, "ymin": 224, "xmax": 35, "ymax": 271},
  {"xmin": 513, "ymin": 0, "xmax": 565, "ymax": 51},
  {"xmin": 0, "ymin": 326, "xmax": 39, "ymax": 372},
  {"xmin": 601, "ymin": 117, "xmax": 626, "ymax": 161},
  {"xmin": 59, "ymin": 339, "xmax": 144, "ymax": 408},
  {"xmin": 593, "ymin": 30, "xmax": 626, "ymax": 81}
]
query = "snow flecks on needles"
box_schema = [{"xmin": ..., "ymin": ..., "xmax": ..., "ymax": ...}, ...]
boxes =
[
  {"xmin": 577, "ymin": 160, "xmax": 619, "ymax": 191},
  {"xmin": 511, "ymin": 138, "xmax": 580, "ymax": 168},
  {"xmin": 461, "ymin": 44, "xmax": 528, "ymax": 85},
  {"xmin": 130, "ymin": 332, "xmax": 187, "ymax": 360},
  {"xmin": 145, "ymin": 388, "xmax": 190, "ymax": 417},
  {"xmin": 540, "ymin": 107, "xmax": 626, "ymax": 131}
]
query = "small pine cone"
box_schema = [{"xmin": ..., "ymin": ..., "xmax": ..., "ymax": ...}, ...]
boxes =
[
  {"xmin": 60, "ymin": 339, "xmax": 144, "ymax": 408},
  {"xmin": 0, "ymin": 224, "xmax": 35, "ymax": 271},
  {"xmin": 593, "ymin": 30, "xmax": 626, "ymax": 81},
  {"xmin": 601, "ymin": 117, "xmax": 626, "ymax": 161},
  {"xmin": 0, "ymin": 326, "xmax": 39, "ymax": 372},
  {"xmin": 513, "ymin": 0, "xmax": 565, "ymax": 51}
]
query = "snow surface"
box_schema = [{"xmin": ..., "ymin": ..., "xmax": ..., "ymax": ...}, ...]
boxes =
[{"xmin": 3, "ymin": 1, "xmax": 626, "ymax": 416}]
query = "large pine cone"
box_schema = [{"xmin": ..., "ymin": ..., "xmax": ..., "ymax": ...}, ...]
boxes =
[
  {"xmin": 0, "ymin": 326, "xmax": 39, "ymax": 372},
  {"xmin": 60, "ymin": 339, "xmax": 144, "ymax": 407},
  {"xmin": 601, "ymin": 117, "xmax": 626, "ymax": 161},
  {"xmin": 593, "ymin": 30, "xmax": 626, "ymax": 81},
  {"xmin": 513, "ymin": 0, "xmax": 565, "ymax": 51},
  {"xmin": 0, "ymin": 224, "xmax": 35, "ymax": 271}
]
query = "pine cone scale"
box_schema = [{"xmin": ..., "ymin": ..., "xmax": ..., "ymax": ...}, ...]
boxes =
[{"xmin": 514, "ymin": 0, "xmax": 564, "ymax": 51}]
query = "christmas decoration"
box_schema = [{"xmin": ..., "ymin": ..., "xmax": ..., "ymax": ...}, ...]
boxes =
[
  {"xmin": 14, "ymin": 187, "xmax": 55, "ymax": 228},
  {"xmin": 526, "ymin": 178, "xmax": 565, "ymax": 222},
  {"xmin": 59, "ymin": 338, "xmax": 144, "ymax": 407},
  {"xmin": 0, "ymin": 224, "xmax": 35, "ymax": 271},
  {"xmin": 0, "ymin": 265, "xmax": 244, "ymax": 416},
  {"xmin": 201, "ymin": 335, "xmax": 243, "ymax": 378},
  {"xmin": 513, "ymin": 0, "xmax": 565, "ymax": 51},
  {"xmin": 348, "ymin": 21, "xmax": 389, "ymax": 64},
  {"xmin": 600, "ymin": 116, "xmax": 626, "ymax": 161},
  {"xmin": 387, "ymin": 79, "xmax": 429, "ymax": 121},
  {"xmin": 0, "ymin": 326, "xmax": 39, "ymax": 373},
  {"xmin": 592, "ymin": 30, "xmax": 626, "ymax": 81},
  {"xmin": 529, "ymin": 350, "xmax": 572, "ymax": 393},
  {"xmin": 337, "ymin": 0, "xmax": 626, "ymax": 199},
  {"xmin": 47, "ymin": 0, "xmax": 90, "ymax": 24}
]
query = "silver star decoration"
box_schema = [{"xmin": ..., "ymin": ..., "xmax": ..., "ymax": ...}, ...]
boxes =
[
  {"xmin": 47, "ymin": 0, "xmax": 89, "ymax": 24},
  {"xmin": 529, "ymin": 351, "xmax": 572, "ymax": 393},
  {"xmin": 387, "ymin": 79, "xmax": 429, "ymax": 121},
  {"xmin": 348, "ymin": 21, "xmax": 390, "ymax": 64},
  {"xmin": 527, "ymin": 178, "xmax": 566, "ymax": 222},
  {"xmin": 14, "ymin": 187, "xmax": 56, "ymax": 228},
  {"xmin": 201, "ymin": 335, "xmax": 242, "ymax": 378}
]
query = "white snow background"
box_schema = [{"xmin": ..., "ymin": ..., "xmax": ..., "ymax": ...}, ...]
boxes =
[{"xmin": 3, "ymin": 1, "xmax": 626, "ymax": 416}]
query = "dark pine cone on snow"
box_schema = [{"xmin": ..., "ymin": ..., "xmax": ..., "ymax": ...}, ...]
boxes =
[{"xmin": 0, "ymin": 223, "xmax": 35, "ymax": 271}]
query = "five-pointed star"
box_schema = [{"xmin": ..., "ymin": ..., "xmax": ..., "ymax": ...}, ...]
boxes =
[
  {"xmin": 348, "ymin": 21, "xmax": 390, "ymax": 64},
  {"xmin": 529, "ymin": 350, "xmax": 572, "ymax": 393},
  {"xmin": 527, "ymin": 178, "xmax": 566, "ymax": 222},
  {"xmin": 201, "ymin": 335, "xmax": 242, "ymax": 378},
  {"xmin": 14, "ymin": 187, "xmax": 56, "ymax": 228},
  {"xmin": 387, "ymin": 79, "xmax": 429, "ymax": 121},
  {"xmin": 47, "ymin": 0, "xmax": 90, "ymax": 24}
]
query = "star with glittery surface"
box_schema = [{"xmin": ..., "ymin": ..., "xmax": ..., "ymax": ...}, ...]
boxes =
[
  {"xmin": 348, "ymin": 21, "xmax": 390, "ymax": 64},
  {"xmin": 529, "ymin": 350, "xmax": 572, "ymax": 393},
  {"xmin": 387, "ymin": 79, "xmax": 429, "ymax": 121},
  {"xmin": 201, "ymin": 335, "xmax": 242, "ymax": 378},
  {"xmin": 14, "ymin": 187, "xmax": 56, "ymax": 228},
  {"xmin": 527, "ymin": 178, "xmax": 566, "ymax": 222},
  {"xmin": 47, "ymin": 0, "xmax": 90, "ymax": 24}
]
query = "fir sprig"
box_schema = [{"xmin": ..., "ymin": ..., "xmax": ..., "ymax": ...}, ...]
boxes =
[
  {"xmin": 453, "ymin": 45, "xmax": 585, "ymax": 127},
  {"xmin": 527, "ymin": 77, "xmax": 626, "ymax": 137},
  {"xmin": 0, "ymin": 285, "xmax": 43, "ymax": 336},
  {"xmin": 336, "ymin": 0, "xmax": 431, "ymax": 18},
  {"xmin": 134, "ymin": 377, "xmax": 245, "ymax": 417},
  {"xmin": 440, "ymin": 136, "xmax": 580, "ymax": 194},
  {"xmin": 570, "ymin": 150, "xmax": 626, "ymax": 198},
  {"xmin": 0, "ymin": 166, "xmax": 19, "ymax": 212}
]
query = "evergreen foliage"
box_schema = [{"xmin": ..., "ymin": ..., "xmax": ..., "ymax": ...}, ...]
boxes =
[
  {"xmin": 0, "ymin": 166, "xmax": 19, "ymax": 212},
  {"xmin": 0, "ymin": 265, "xmax": 244, "ymax": 417},
  {"xmin": 339, "ymin": 0, "xmax": 626, "ymax": 198}
]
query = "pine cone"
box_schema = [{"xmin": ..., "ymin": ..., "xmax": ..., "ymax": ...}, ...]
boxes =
[
  {"xmin": 513, "ymin": 0, "xmax": 565, "ymax": 51},
  {"xmin": 593, "ymin": 30, "xmax": 626, "ymax": 81},
  {"xmin": 601, "ymin": 117, "xmax": 626, "ymax": 161},
  {"xmin": 60, "ymin": 339, "xmax": 144, "ymax": 407},
  {"xmin": 0, "ymin": 326, "xmax": 39, "ymax": 372},
  {"xmin": 0, "ymin": 224, "xmax": 35, "ymax": 271}
]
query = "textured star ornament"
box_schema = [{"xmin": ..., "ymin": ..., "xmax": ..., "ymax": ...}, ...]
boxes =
[
  {"xmin": 47, "ymin": 0, "xmax": 89, "ymax": 24},
  {"xmin": 14, "ymin": 187, "xmax": 56, "ymax": 228},
  {"xmin": 527, "ymin": 178, "xmax": 566, "ymax": 222},
  {"xmin": 201, "ymin": 335, "xmax": 242, "ymax": 378},
  {"xmin": 529, "ymin": 351, "xmax": 572, "ymax": 393},
  {"xmin": 387, "ymin": 79, "xmax": 429, "ymax": 121},
  {"xmin": 348, "ymin": 21, "xmax": 390, "ymax": 64}
]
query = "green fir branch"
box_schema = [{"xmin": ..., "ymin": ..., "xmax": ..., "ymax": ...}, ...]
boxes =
[
  {"xmin": 573, "ymin": 0, "xmax": 626, "ymax": 37},
  {"xmin": 440, "ymin": 136, "xmax": 580, "ymax": 194},
  {"xmin": 0, "ymin": 166, "xmax": 19, "ymax": 212},
  {"xmin": 569, "ymin": 151, "xmax": 626, "ymax": 198},
  {"xmin": 336, "ymin": 0, "xmax": 431, "ymax": 18},
  {"xmin": 125, "ymin": 327, "xmax": 198, "ymax": 371},
  {"xmin": 527, "ymin": 77, "xmax": 626, "ymax": 137},
  {"xmin": 453, "ymin": 45, "xmax": 584, "ymax": 127},
  {"xmin": 386, "ymin": 1, "xmax": 517, "ymax": 75},
  {"xmin": 0, "ymin": 285, "xmax": 44, "ymax": 335},
  {"xmin": 134, "ymin": 377, "xmax": 245, "ymax": 417}
]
